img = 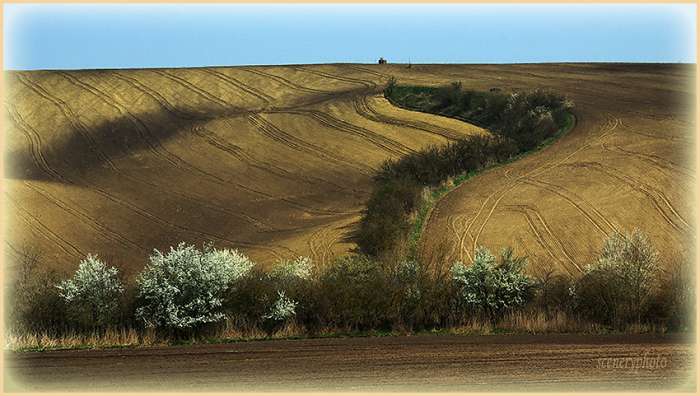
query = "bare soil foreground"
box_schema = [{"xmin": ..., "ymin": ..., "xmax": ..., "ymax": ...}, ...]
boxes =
[
  {"xmin": 4, "ymin": 64, "xmax": 694, "ymax": 278},
  {"xmin": 5, "ymin": 334, "xmax": 695, "ymax": 392}
]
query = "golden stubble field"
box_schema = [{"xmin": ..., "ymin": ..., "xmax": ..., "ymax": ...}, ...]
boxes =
[{"xmin": 3, "ymin": 63, "xmax": 694, "ymax": 279}]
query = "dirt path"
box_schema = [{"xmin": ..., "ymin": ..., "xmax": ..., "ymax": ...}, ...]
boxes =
[{"xmin": 5, "ymin": 334, "xmax": 695, "ymax": 392}]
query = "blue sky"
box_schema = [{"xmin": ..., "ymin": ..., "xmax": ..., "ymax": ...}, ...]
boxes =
[{"xmin": 3, "ymin": 3, "xmax": 696, "ymax": 70}]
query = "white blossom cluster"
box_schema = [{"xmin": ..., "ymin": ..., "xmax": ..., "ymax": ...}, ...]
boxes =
[
  {"xmin": 451, "ymin": 246, "xmax": 531, "ymax": 313},
  {"xmin": 593, "ymin": 229, "xmax": 658, "ymax": 272},
  {"xmin": 530, "ymin": 105, "xmax": 554, "ymax": 124},
  {"xmin": 270, "ymin": 256, "xmax": 313, "ymax": 281},
  {"xmin": 135, "ymin": 242, "xmax": 254, "ymax": 329},
  {"xmin": 56, "ymin": 254, "xmax": 124, "ymax": 325},
  {"xmin": 584, "ymin": 229, "xmax": 659, "ymax": 290},
  {"xmin": 262, "ymin": 291, "xmax": 298, "ymax": 322}
]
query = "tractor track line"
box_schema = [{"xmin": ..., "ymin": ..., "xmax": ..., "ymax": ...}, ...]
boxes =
[
  {"xmin": 247, "ymin": 113, "xmax": 375, "ymax": 177},
  {"xmin": 448, "ymin": 214, "xmax": 472, "ymax": 262},
  {"xmin": 290, "ymin": 66, "xmax": 377, "ymax": 90},
  {"xmin": 526, "ymin": 115, "xmax": 620, "ymax": 179},
  {"xmin": 190, "ymin": 124, "xmax": 353, "ymax": 193},
  {"xmin": 15, "ymin": 75, "xmax": 119, "ymax": 172},
  {"xmin": 353, "ymin": 94, "xmax": 464, "ymax": 141},
  {"xmin": 306, "ymin": 226, "xmax": 325, "ymax": 266},
  {"xmin": 267, "ymin": 108, "xmax": 413, "ymax": 157},
  {"xmin": 106, "ymin": 72, "xmax": 370, "ymax": 212},
  {"xmin": 224, "ymin": 118, "xmax": 363, "ymax": 216},
  {"xmin": 59, "ymin": 71, "xmax": 306, "ymax": 204},
  {"xmin": 562, "ymin": 161, "xmax": 690, "ymax": 233},
  {"xmin": 151, "ymin": 70, "xmax": 232, "ymax": 109},
  {"xmin": 600, "ymin": 140, "xmax": 694, "ymax": 179},
  {"xmin": 270, "ymin": 108, "xmax": 411, "ymax": 156},
  {"xmin": 504, "ymin": 204, "xmax": 572, "ymax": 276},
  {"xmin": 9, "ymin": 97, "xmax": 282, "ymax": 242},
  {"xmin": 5, "ymin": 105, "xmax": 71, "ymax": 184},
  {"xmin": 307, "ymin": 217, "xmax": 352, "ymax": 266},
  {"xmin": 20, "ymin": 181, "xmax": 146, "ymax": 251},
  {"xmin": 466, "ymin": 114, "xmax": 609, "ymax": 259},
  {"xmin": 238, "ymin": 67, "xmax": 331, "ymax": 94},
  {"xmin": 526, "ymin": 205, "xmax": 583, "ymax": 273},
  {"xmin": 346, "ymin": 65, "xmax": 393, "ymax": 80},
  {"xmin": 505, "ymin": 204, "xmax": 581, "ymax": 275},
  {"xmin": 54, "ymin": 73, "xmax": 282, "ymax": 229},
  {"xmin": 109, "ymin": 72, "xmax": 203, "ymax": 120},
  {"xmin": 110, "ymin": 71, "xmax": 356, "ymax": 195},
  {"xmin": 345, "ymin": 64, "xmax": 440, "ymax": 85},
  {"xmin": 4, "ymin": 193, "xmax": 85, "ymax": 259},
  {"xmin": 521, "ymin": 177, "xmax": 615, "ymax": 237},
  {"xmin": 200, "ymin": 69, "xmax": 274, "ymax": 104}
]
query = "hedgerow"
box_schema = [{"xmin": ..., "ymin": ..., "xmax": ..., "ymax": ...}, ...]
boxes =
[
  {"xmin": 357, "ymin": 80, "xmax": 574, "ymax": 258},
  {"xmin": 7, "ymin": 228, "xmax": 692, "ymax": 346}
]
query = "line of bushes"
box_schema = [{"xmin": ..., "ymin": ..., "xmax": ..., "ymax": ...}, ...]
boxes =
[
  {"xmin": 355, "ymin": 79, "xmax": 574, "ymax": 259},
  {"xmin": 6, "ymin": 229, "xmax": 693, "ymax": 350}
]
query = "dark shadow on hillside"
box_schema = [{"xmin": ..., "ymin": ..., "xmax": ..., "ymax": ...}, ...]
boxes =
[
  {"xmin": 3, "ymin": 104, "xmax": 242, "ymax": 184},
  {"xmin": 4, "ymin": 69, "xmax": 379, "ymax": 184}
]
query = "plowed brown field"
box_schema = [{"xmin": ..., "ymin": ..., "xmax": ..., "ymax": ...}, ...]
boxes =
[
  {"xmin": 3, "ymin": 63, "xmax": 694, "ymax": 278},
  {"xmin": 416, "ymin": 64, "xmax": 694, "ymax": 275},
  {"xmin": 5, "ymin": 334, "xmax": 695, "ymax": 391}
]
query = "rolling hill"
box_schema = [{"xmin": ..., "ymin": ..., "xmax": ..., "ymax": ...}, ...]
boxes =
[{"xmin": 3, "ymin": 63, "xmax": 694, "ymax": 280}]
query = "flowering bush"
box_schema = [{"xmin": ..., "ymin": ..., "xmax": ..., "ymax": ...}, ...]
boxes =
[
  {"xmin": 261, "ymin": 291, "xmax": 298, "ymax": 336},
  {"xmin": 574, "ymin": 229, "xmax": 660, "ymax": 325},
  {"xmin": 56, "ymin": 254, "xmax": 124, "ymax": 328},
  {"xmin": 135, "ymin": 242, "xmax": 253, "ymax": 331},
  {"xmin": 262, "ymin": 291, "xmax": 298, "ymax": 322},
  {"xmin": 270, "ymin": 256, "xmax": 313, "ymax": 281},
  {"xmin": 451, "ymin": 247, "xmax": 532, "ymax": 324}
]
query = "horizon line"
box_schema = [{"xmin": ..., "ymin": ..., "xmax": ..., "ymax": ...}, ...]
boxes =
[{"xmin": 5, "ymin": 60, "xmax": 696, "ymax": 73}]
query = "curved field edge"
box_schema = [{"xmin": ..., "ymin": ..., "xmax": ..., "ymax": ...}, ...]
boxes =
[{"xmin": 410, "ymin": 112, "xmax": 577, "ymax": 256}]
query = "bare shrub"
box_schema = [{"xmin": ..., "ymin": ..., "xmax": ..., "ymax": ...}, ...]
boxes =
[{"xmin": 8, "ymin": 248, "xmax": 67, "ymax": 334}]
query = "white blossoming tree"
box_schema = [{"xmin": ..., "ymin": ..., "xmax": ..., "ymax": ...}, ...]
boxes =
[
  {"xmin": 135, "ymin": 242, "xmax": 254, "ymax": 332},
  {"xmin": 451, "ymin": 246, "xmax": 531, "ymax": 324},
  {"xmin": 577, "ymin": 229, "xmax": 659, "ymax": 324},
  {"xmin": 56, "ymin": 254, "xmax": 124, "ymax": 329}
]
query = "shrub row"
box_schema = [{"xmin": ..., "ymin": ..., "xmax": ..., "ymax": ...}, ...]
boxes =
[
  {"xmin": 386, "ymin": 80, "xmax": 573, "ymax": 151},
  {"xmin": 357, "ymin": 80, "xmax": 573, "ymax": 258},
  {"xmin": 7, "ymin": 230, "xmax": 693, "ymax": 342}
]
